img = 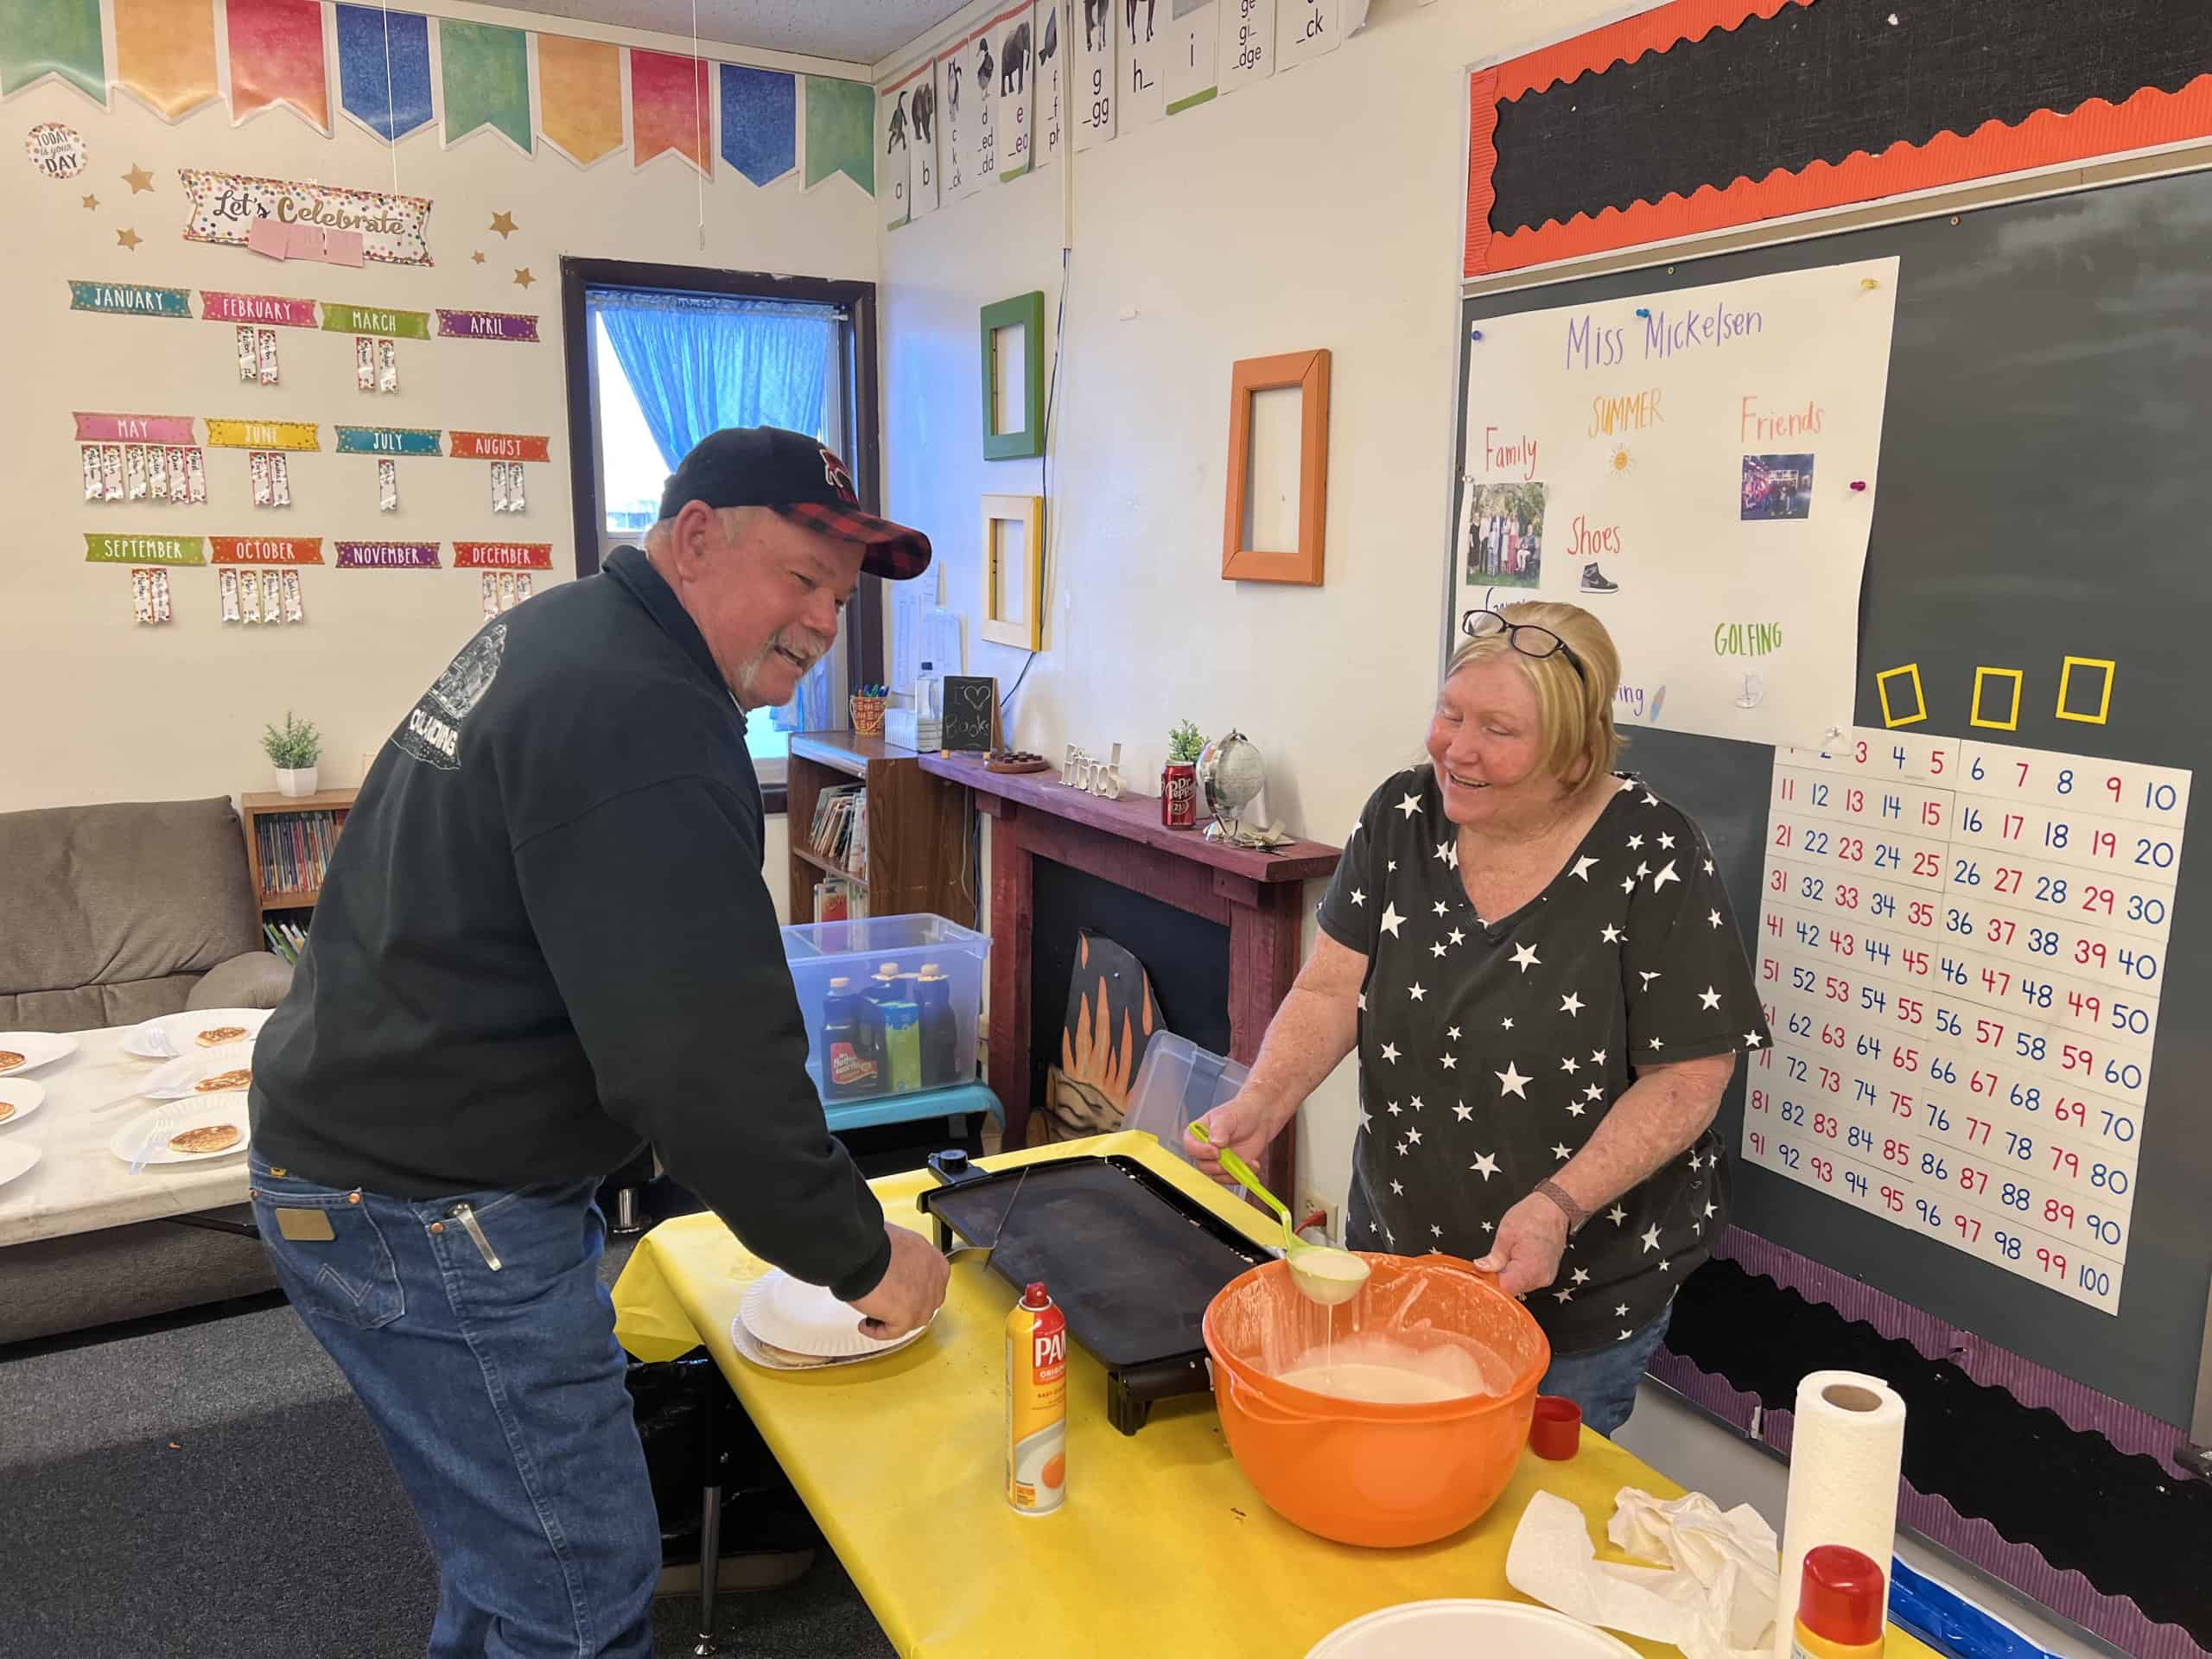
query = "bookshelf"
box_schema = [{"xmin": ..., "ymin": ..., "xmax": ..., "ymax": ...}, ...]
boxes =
[
  {"xmin": 784, "ymin": 734, "xmax": 976, "ymax": 928},
  {"xmin": 240, "ymin": 790, "xmax": 357, "ymax": 958}
]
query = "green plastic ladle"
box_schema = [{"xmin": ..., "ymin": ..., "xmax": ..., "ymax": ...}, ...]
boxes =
[{"xmin": 1187, "ymin": 1122, "xmax": 1371, "ymax": 1306}]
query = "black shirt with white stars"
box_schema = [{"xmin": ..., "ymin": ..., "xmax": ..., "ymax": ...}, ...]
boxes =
[{"xmin": 1317, "ymin": 767, "xmax": 1771, "ymax": 1354}]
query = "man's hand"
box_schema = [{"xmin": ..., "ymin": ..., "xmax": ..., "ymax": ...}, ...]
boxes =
[
  {"xmin": 1185, "ymin": 1091, "xmax": 1287, "ymax": 1186},
  {"xmin": 849, "ymin": 1224, "xmax": 951, "ymax": 1340},
  {"xmin": 1474, "ymin": 1190, "xmax": 1571, "ymax": 1296}
]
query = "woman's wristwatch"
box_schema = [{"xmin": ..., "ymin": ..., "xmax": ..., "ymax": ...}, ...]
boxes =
[{"xmin": 1533, "ymin": 1177, "xmax": 1589, "ymax": 1235}]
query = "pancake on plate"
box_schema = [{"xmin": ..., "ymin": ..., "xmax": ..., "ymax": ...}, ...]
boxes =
[
  {"xmin": 0, "ymin": 1051, "xmax": 22, "ymax": 1073},
  {"xmin": 195, "ymin": 1068, "xmax": 253, "ymax": 1093},
  {"xmin": 168, "ymin": 1123, "xmax": 244, "ymax": 1154},
  {"xmin": 195, "ymin": 1026, "xmax": 250, "ymax": 1047},
  {"xmin": 0, "ymin": 1100, "xmax": 14, "ymax": 1123}
]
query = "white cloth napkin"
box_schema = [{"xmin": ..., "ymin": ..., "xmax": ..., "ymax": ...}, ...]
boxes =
[{"xmin": 1505, "ymin": 1487, "xmax": 1780, "ymax": 1659}]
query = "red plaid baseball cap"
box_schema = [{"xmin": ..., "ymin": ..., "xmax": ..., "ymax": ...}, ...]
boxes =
[{"xmin": 657, "ymin": 426, "xmax": 932, "ymax": 580}]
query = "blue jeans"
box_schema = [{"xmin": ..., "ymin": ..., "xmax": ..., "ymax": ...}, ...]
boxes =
[
  {"xmin": 1537, "ymin": 1302, "xmax": 1673, "ymax": 1437},
  {"xmin": 249, "ymin": 1157, "xmax": 660, "ymax": 1658}
]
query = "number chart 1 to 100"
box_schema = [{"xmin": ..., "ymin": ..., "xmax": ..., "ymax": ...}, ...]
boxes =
[{"xmin": 1745, "ymin": 728, "xmax": 2190, "ymax": 1315}]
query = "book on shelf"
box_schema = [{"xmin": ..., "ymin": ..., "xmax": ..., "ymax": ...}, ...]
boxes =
[
  {"xmin": 812, "ymin": 876, "xmax": 868, "ymax": 923},
  {"xmin": 809, "ymin": 784, "xmax": 868, "ymax": 878},
  {"xmin": 255, "ymin": 804, "xmax": 348, "ymax": 898},
  {"xmin": 263, "ymin": 917, "xmax": 309, "ymax": 964}
]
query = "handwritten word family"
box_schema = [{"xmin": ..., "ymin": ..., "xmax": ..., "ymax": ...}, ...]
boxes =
[{"xmin": 1747, "ymin": 729, "xmax": 2189, "ymax": 1315}]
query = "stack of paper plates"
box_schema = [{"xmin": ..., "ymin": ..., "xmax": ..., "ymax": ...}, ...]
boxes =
[{"xmin": 734, "ymin": 1268, "xmax": 932, "ymax": 1370}]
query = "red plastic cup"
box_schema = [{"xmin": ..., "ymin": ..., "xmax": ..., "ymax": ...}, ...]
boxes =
[{"xmin": 1529, "ymin": 1395, "xmax": 1582, "ymax": 1460}]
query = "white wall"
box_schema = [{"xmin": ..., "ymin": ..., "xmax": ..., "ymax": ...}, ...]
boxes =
[
  {"xmin": 875, "ymin": 0, "xmax": 1649, "ymax": 1211},
  {"xmin": 3, "ymin": 0, "xmax": 872, "ymax": 930}
]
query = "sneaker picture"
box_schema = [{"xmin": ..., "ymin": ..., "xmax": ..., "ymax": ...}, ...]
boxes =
[{"xmin": 1580, "ymin": 563, "xmax": 1618, "ymax": 594}]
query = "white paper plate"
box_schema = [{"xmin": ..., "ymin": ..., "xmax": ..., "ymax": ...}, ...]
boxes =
[
  {"xmin": 137, "ymin": 1046, "xmax": 257, "ymax": 1101},
  {"xmin": 0, "ymin": 1079, "xmax": 48, "ymax": 1128},
  {"xmin": 0, "ymin": 1140, "xmax": 41, "ymax": 1192},
  {"xmin": 108, "ymin": 1098, "xmax": 251, "ymax": 1165},
  {"xmin": 122, "ymin": 1007, "xmax": 272, "ymax": 1061},
  {"xmin": 729, "ymin": 1309, "xmax": 930, "ymax": 1372},
  {"xmin": 740, "ymin": 1268, "xmax": 933, "ymax": 1360},
  {"xmin": 1305, "ymin": 1600, "xmax": 1640, "ymax": 1659},
  {"xmin": 0, "ymin": 1032, "xmax": 79, "ymax": 1077}
]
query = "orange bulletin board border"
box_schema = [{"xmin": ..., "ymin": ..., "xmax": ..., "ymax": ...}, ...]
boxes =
[{"xmin": 1464, "ymin": 0, "xmax": 2212, "ymax": 279}]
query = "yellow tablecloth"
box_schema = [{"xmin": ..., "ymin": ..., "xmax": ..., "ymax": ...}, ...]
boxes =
[{"xmin": 613, "ymin": 1131, "xmax": 1935, "ymax": 1659}]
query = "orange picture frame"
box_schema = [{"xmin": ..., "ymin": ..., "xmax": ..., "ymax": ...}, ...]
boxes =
[{"xmin": 1221, "ymin": 348, "xmax": 1331, "ymax": 586}]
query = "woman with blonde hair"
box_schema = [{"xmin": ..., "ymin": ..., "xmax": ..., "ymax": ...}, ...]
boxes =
[{"xmin": 1190, "ymin": 601, "xmax": 1770, "ymax": 1433}]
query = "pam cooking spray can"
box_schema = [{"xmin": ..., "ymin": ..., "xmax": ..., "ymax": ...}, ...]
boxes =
[{"xmin": 1006, "ymin": 1281, "xmax": 1067, "ymax": 1515}]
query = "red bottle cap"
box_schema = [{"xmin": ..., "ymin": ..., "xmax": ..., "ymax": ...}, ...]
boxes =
[
  {"xmin": 1799, "ymin": 1545, "xmax": 1885, "ymax": 1643},
  {"xmin": 1528, "ymin": 1395, "xmax": 1581, "ymax": 1460},
  {"xmin": 1023, "ymin": 1282, "xmax": 1052, "ymax": 1309}
]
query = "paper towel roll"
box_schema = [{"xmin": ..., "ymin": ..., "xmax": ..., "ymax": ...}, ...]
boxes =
[{"xmin": 1770, "ymin": 1370, "xmax": 1906, "ymax": 1659}]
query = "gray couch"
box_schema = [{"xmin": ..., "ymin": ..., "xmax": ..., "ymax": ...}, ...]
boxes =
[
  {"xmin": 1, "ymin": 797, "xmax": 295, "ymax": 1344},
  {"xmin": 0, "ymin": 796, "xmax": 294, "ymax": 1032}
]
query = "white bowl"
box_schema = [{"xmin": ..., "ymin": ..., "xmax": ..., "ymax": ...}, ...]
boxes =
[{"xmin": 1306, "ymin": 1599, "xmax": 1641, "ymax": 1659}]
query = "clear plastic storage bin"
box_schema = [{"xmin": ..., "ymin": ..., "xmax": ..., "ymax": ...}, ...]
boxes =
[
  {"xmin": 1123, "ymin": 1032, "xmax": 1252, "ymax": 1173},
  {"xmin": 780, "ymin": 913, "xmax": 990, "ymax": 1103}
]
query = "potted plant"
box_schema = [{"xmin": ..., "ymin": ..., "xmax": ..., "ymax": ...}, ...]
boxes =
[
  {"xmin": 263, "ymin": 711, "xmax": 322, "ymax": 798},
  {"xmin": 1162, "ymin": 719, "xmax": 1205, "ymax": 829}
]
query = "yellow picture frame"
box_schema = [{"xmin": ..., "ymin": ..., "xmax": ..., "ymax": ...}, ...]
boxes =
[
  {"xmin": 1969, "ymin": 666, "xmax": 2024, "ymax": 732},
  {"xmin": 1876, "ymin": 664, "xmax": 1927, "ymax": 729},
  {"xmin": 981, "ymin": 493, "xmax": 1043, "ymax": 652},
  {"xmin": 2056, "ymin": 656, "xmax": 2117, "ymax": 725}
]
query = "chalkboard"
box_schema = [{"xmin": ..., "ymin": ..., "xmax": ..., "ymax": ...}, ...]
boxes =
[
  {"xmin": 1453, "ymin": 169, "xmax": 2212, "ymax": 1428},
  {"xmin": 940, "ymin": 675, "xmax": 999, "ymax": 753}
]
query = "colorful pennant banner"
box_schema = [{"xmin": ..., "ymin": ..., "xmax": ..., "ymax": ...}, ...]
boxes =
[
  {"xmin": 201, "ymin": 290, "xmax": 320, "ymax": 327},
  {"xmin": 720, "ymin": 65, "xmax": 796, "ymax": 185},
  {"xmin": 632, "ymin": 49, "xmax": 710, "ymax": 173},
  {"xmin": 114, "ymin": 0, "xmax": 220, "ymax": 120},
  {"xmin": 73, "ymin": 411, "xmax": 196, "ymax": 444},
  {"xmin": 211, "ymin": 534, "xmax": 323, "ymax": 563},
  {"xmin": 440, "ymin": 19, "xmax": 531, "ymax": 152},
  {"xmin": 448, "ymin": 431, "xmax": 549, "ymax": 461},
  {"xmin": 436, "ymin": 308, "xmax": 538, "ymax": 342},
  {"xmin": 225, "ymin": 0, "xmax": 329, "ymax": 131},
  {"xmin": 319, "ymin": 301, "xmax": 431, "ymax": 338},
  {"xmin": 181, "ymin": 168, "xmax": 433, "ymax": 267},
  {"xmin": 336, "ymin": 541, "xmax": 441, "ymax": 568},
  {"xmin": 69, "ymin": 280, "xmax": 192, "ymax": 318},
  {"xmin": 205, "ymin": 417, "xmax": 321, "ymax": 450},
  {"xmin": 804, "ymin": 75, "xmax": 874, "ymax": 195},
  {"xmin": 335, "ymin": 424, "xmax": 442, "ymax": 455},
  {"xmin": 537, "ymin": 34, "xmax": 622, "ymax": 168},
  {"xmin": 86, "ymin": 532, "xmax": 204, "ymax": 565},
  {"xmin": 453, "ymin": 541, "xmax": 553, "ymax": 569},
  {"xmin": 1, "ymin": 0, "xmax": 105, "ymax": 104},
  {"xmin": 334, "ymin": 3, "xmax": 432, "ymax": 142}
]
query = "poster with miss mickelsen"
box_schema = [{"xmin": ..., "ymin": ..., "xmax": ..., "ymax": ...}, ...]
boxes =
[{"xmin": 1456, "ymin": 257, "xmax": 1900, "ymax": 747}]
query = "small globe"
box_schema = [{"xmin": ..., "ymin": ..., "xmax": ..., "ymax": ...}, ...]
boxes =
[{"xmin": 1199, "ymin": 730, "xmax": 1266, "ymax": 821}]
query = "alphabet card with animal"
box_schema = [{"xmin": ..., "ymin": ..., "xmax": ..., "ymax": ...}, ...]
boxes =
[
  {"xmin": 985, "ymin": 5, "xmax": 1037, "ymax": 181},
  {"xmin": 1074, "ymin": 0, "xmax": 1117, "ymax": 149},
  {"xmin": 1030, "ymin": 0, "xmax": 1065, "ymax": 168}
]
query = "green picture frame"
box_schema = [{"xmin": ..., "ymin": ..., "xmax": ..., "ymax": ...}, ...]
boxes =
[{"xmin": 979, "ymin": 290, "xmax": 1046, "ymax": 461}]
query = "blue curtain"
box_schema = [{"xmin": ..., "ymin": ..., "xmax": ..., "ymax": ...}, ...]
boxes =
[
  {"xmin": 592, "ymin": 293, "xmax": 834, "ymax": 473},
  {"xmin": 593, "ymin": 291, "xmax": 839, "ymax": 734}
]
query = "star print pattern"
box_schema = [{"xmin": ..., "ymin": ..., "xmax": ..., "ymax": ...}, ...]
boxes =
[{"xmin": 1318, "ymin": 766, "xmax": 1771, "ymax": 1351}]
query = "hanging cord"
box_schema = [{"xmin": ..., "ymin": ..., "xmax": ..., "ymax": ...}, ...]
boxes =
[
  {"xmin": 999, "ymin": 244, "xmax": 1070, "ymax": 721},
  {"xmin": 380, "ymin": 0, "xmax": 400, "ymax": 193},
  {"xmin": 690, "ymin": 0, "xmax": 706, "ymax": 249}
]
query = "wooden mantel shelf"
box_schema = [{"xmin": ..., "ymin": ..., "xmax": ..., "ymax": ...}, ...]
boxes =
[
  {"xmin": 917, "ymin": 754, "xmax": 1341, "ymax": 885},
  {"xmin": 921, "ymin": 752, "xmax": 1341, "ymax": 1198}
]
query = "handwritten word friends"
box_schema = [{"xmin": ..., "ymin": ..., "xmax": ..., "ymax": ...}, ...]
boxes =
[
  {"xmin": 1481, "ymin": 426, "xmax": 1539, "ymax": 480},
  {"xmin": 1741, "ymin": 396, "xmax": 1823, "ymax": 444}
]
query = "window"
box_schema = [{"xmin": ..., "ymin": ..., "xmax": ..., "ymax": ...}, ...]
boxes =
[{"xmin": 564, "ymin": 264, "xmax": 882, "ymax": 792}]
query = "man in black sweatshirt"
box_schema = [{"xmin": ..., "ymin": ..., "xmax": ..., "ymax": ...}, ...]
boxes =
[{"xmin": 247, "ymin": 427, "xmax": 949, "ymax": 1659}]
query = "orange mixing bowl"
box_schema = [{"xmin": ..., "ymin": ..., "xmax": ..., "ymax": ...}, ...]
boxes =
[{"xmin": 1203, "ymin": 1254, "xmax": 1551, "ymax": 1548}]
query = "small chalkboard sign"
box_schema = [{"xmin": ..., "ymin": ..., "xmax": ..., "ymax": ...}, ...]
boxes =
[{"xmin": 940, "ymin": 675, "xmax": 999, "ymax": 752}]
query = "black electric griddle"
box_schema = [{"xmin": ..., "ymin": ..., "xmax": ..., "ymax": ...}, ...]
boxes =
[{"xmin": 917, "ymin": 1151, "xmax": 1273, "ymax": 1433}]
